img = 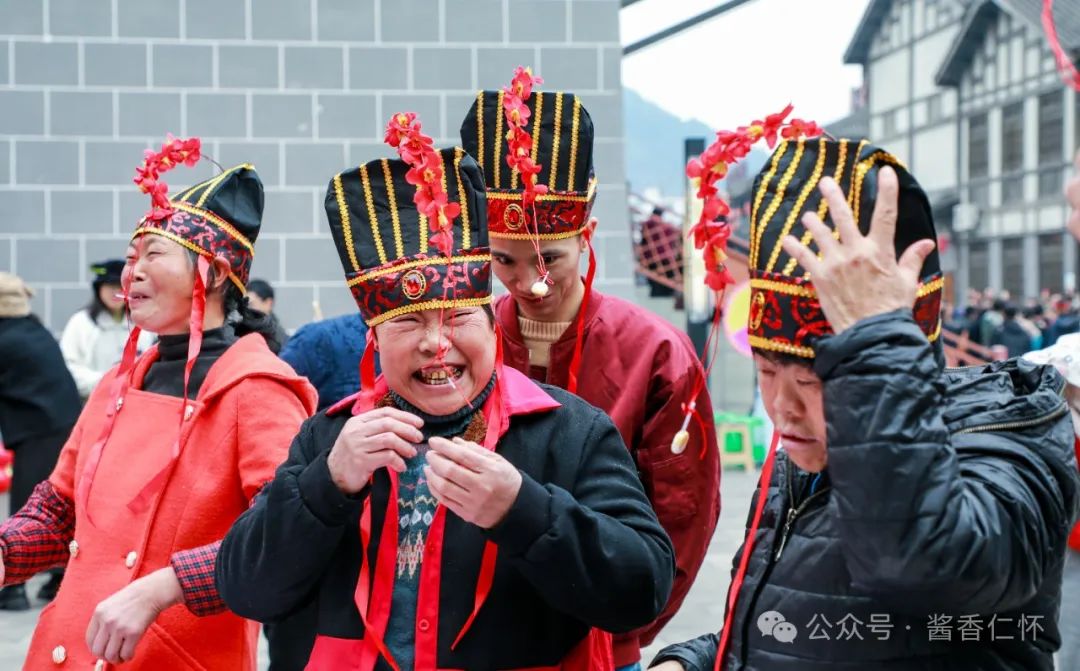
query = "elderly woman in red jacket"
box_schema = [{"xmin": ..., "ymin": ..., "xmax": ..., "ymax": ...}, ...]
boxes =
[{"xmin": 0, "ymin": 137, "xmax": 316, "ymax": 670}]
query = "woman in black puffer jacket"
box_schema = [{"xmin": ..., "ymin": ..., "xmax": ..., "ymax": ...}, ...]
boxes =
[{"xmin": 651, "ymin": 138, "xmax": 1079, "ymax": 671}]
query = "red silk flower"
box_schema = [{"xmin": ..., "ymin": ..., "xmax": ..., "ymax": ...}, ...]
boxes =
[
  {"xmin": 384, "ymin": 113, "xmax": 459, "ymax": 257},
  {"xmin": 132, "ymin": 134, "xmax": 202, "ymax": 222},
  {"xmin": 685, "ymin": 105, "xmax": 824, "ymax": 292}
]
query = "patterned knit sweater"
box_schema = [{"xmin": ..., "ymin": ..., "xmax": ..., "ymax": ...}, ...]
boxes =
[{"xmin": 383, "ymin": 374, "xmax": 496, "ymax": 670}]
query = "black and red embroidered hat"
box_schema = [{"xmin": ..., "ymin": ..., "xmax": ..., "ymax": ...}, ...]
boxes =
[
  {"xmin": 132, "ymin": 162, "xmax": 263, "ymax": 294},
  {"xmin": 747, "ymin": 138, "xmax": 943, "ymax": 358},
  {"xmin": 459, "ymin": 86, "xmax": 597, "ymax": 240},
  {"xmin": 324, "ymin": 146, "xmax": 490, "ymax": 327}
]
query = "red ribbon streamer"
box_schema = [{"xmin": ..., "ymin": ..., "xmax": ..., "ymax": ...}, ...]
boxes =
[
  {"xmin": 1043, "ymin": 0, "xmax": 1080, "ymax": 92},
  {"xmin": 715, "ymin": 431, "xmax": 781, "ymax": 670},
  {"xmin": 567, "ymin": 234, "xmax": 597, "ymax": 395}
]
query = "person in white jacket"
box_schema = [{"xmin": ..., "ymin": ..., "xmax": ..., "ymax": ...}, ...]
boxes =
[{"xmin": 59, "ymin": 260, "xmax": 152, "ymax": 400}]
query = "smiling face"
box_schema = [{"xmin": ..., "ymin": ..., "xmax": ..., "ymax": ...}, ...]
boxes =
[
  {"xmin": 755, "ymin": 352, "xmax": 827, "ymax": 472},
  {"xmin": 124, "ymin": 235, "xmax": 198, "ymax": 335},
  {"xmin": 373, "ymin": 307, "xmax": 496, "ymax": 416},
  {"xmin": 490, "ymin": 234, "xmax": 588, "ymax": 323},
  {"xmin": 123, "ymin": 235, "xmax": 230, "ymax": 335}
]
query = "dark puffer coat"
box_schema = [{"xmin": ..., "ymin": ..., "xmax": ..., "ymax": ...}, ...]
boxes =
[{"xmin": 653, "ymin": 311, "xmax": 1080, "ymax": 670}]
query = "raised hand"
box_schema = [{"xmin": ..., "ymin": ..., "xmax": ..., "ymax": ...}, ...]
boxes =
[{"xmin": 781, "ymin": 166, "xmax": 936, "ymax": 334}]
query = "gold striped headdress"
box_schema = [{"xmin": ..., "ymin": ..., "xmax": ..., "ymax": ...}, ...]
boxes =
[
  {"xmin": 324, "ymin": 131, "xmax": 489, "ymax": 328},
  {"xmin": 459, "ymin": 82, "xmax": 596, "ymax": 241},
  {"xmin": 747, "ymin": 138, "xmax": 943, "ymax": 358}
]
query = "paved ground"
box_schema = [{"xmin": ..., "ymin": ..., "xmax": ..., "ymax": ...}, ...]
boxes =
[{"xmin": 0, "ymin": 469, "xmax": 756, "ymax": 669}]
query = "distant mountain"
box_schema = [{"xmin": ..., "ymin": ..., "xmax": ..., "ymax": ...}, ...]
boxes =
[{"xmin": 623, "ymin": 88, "xmax": 768, "ymax": 200}]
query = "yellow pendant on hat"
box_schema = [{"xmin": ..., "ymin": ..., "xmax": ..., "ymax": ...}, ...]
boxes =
[
  {"xmin": 670, "ymin": 430, "xmax": 689, "ymax": 454},
  {"xmin": 531, "ymin": 280, "xmax": 549, "ymax": 297}
]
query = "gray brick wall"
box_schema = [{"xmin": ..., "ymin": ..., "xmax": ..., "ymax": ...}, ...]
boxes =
[{"xmin": 0, "ymin": 0, "xmax": 628, "ymax": 332}]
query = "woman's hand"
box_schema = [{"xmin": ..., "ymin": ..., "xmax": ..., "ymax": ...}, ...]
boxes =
[
  {"xmin": 86, "ymin": 567, "xmax": 183, "ymax": 664},
  {"xmin": 426, "ymin": 437, "xmax": 523, "ymax": 529},
  {"xmin": 781, "ymin": 167, "xmax": 935, "ymax": 334},
  {"xmin": 326, "ymin": 407, "xmax": 424, "ymax": 494}
]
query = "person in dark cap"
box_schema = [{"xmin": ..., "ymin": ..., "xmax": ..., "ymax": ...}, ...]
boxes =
[
  {"xmin": 0, "ymin": 137, "xmax": 316, "ymax": 669},
  {"xmin": 245, "ymin": 278, "xmax": 289, "ymax": 352},
  {"xmin": 60, "ymin": 259, "xmax": 154, "ymax": 401},
  {"xmin": 650, "ymin": 137, "xmax": 1079, "ymax": 670},
  {"xmin": 460, "ymin": 68, "xmax": 719, "ymax": 671},
  {"xmin": 217, "ymin": 112, "xmax": 673, "ymax": 671}
]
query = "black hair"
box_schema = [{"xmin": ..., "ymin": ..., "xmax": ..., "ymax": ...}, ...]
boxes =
[
  {"xmin": 86, "ymin": 279, "xmax": 124, "ymax": 323},
  {"xmin": 246, "ymin": 278, "xmax": 274, "ymax": 302},
  {"xmin": 189, "ymin": 251, "xmax": 284, "ymax": 353},
  {"xmin": 1003, "ymin": 303, "xmax": 1019, "ymax": 320},
  {"xmin": 86, "ymin": 287, "xmax": 110, "ymax": 323},
  {"xmin": 755, "ymin": 349, "xmax": 814, "ymax": 369}
]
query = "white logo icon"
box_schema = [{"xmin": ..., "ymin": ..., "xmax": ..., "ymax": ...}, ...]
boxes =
[{"xmin": 758, "ymin": 610, "xmax": 799, "ymax": 644}]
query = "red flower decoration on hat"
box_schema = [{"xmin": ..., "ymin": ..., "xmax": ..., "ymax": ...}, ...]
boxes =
[
  {"xmin": 686, "ymin": 104, "xmax": 824, "ymax": 293},
  {"xmin": 385, "ymin": 113, "xmax": 459, "ymax": 257},
  {"xmin": 502, "ymin": 66, "xmax": 549, "ymax": 208},
  {"xmin": 746, "ymin": 104, "xmax": 794, "ymax": 149},
  {"xmin": 782, "ymin": 118, "xmax": 826, "ymax": 140},
  {"xmin": 1042, "ymin": 0, "xmax": 1080, "ymax": 92},
  {"xmin": 132, "ymin": 134, "xmax": 202, "ymax": 222}
]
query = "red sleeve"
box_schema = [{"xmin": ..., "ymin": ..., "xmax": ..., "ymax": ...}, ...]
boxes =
[
  {"xmin": 632, "ymin": 345, "xmax": 721, "ymax": 646},
  {"xmin": 235, "ymin": 376, "xmax": 316, "ymax": 501},
  {"xmin": 0, "ymin": 481, "xmax": 76, "ymax": 584},
  {"xmin": 169, "ymin": 374, "xmax": 312, "ymax": 617}
]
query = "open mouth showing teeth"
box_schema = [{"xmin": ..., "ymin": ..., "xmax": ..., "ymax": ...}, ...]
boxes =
[{"xmin": 414, "ymin": 366, "xmax": 464, "ymax": 386}]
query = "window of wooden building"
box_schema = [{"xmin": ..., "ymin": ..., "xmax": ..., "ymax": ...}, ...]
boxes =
[
  {"xmin": 969, "ymin": 113, "xmax": 990, "ymax": 207},
  {"xmin": 1038, "ymin": 232, "xmax": 1064, "ymax": 294},
  {"xmin": 1038, "ymin": 91, "xmax": 1064, "ymax": 198},
  {"xmin": 969, "ymin": 240, "xmax": 990, "ymax": 293},
  {"xmin": 1001, "ymin": 102, "xmax": 1024, "ymax": 203},
  {"xmin": 1002, "ymin": 237, "xmax": 1024, "ymax": 297}
]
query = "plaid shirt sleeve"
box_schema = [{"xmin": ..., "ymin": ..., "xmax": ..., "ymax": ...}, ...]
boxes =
[
  {"xmin": 0, "ymin": 481, "xmax": 76, "ymax": 585},
  {"xmin": 169, "ymin": 483, "xmax": 271, "ymax": 617},
  {"xmin": 171, "ymin": 540, "xmax": 225, "ymax": 616}
]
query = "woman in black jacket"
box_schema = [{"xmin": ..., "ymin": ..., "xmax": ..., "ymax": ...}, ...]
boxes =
[
  {"xmin": 651, "ymin": 139, "xmax": 1079, "ymax": 671},
  {"xmin": 216, "ymin": 117, "xmax": 674, "ymax": 670},
  {"xmin": 0, "ymin": 273, "xmax": 80, "ymax": 610}
]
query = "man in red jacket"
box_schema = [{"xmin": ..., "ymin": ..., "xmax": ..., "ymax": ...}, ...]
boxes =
[{"xmin": 460, "ymin": 69, "xmax": 721, "ymax": 670}]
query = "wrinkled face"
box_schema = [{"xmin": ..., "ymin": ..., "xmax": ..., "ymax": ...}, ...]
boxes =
[
  {"xmin": 491, "ymin": 235, "xmax": 586, "ymax": 321},
  {"xmin": 374, "ymin": 307, "xmax": 496, "ymax": 416},
  {"xmin": 124, "ymin": 236, "xmax": 196, "ymax": 335},
  {"xmin": 755, "ymin": 354, "xmax": 827, "ymax": 473},
  {"xmin": 97, "ymin": 282, "xmax": 126, "ymax": 315}
]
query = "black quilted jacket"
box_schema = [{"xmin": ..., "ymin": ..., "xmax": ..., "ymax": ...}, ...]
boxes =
[{"xmin": 653, "ymin": 310, "xmax": 1080, "ymax": 671}]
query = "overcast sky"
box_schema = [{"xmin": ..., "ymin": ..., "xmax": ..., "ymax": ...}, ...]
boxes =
[{"xmin": 619, "ymin": 0, "xmax": 871, "ymax": 131}]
